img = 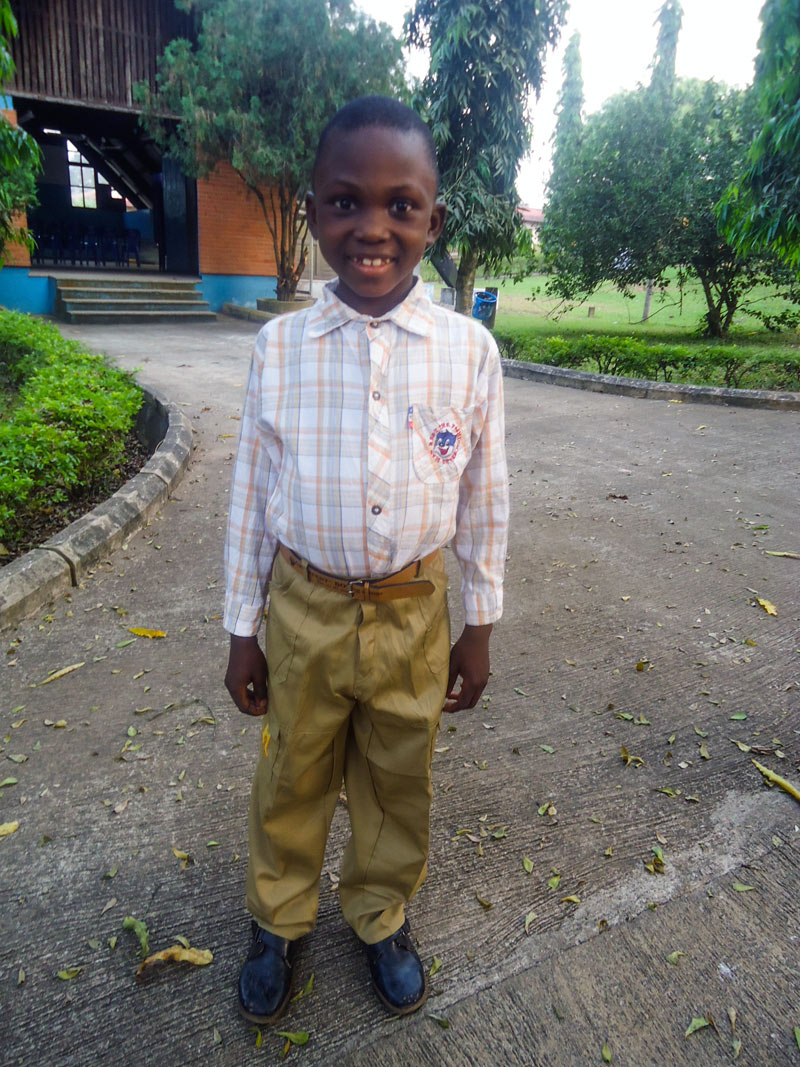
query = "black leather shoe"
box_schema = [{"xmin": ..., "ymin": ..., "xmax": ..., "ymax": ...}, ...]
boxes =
[
  {"xmin": 238, "ymin": 921, "xmax": 297, "ymax": 1024},
  {"xmin": 365, "ymin": 920, "xmax": 428, "ymax": 1016}
]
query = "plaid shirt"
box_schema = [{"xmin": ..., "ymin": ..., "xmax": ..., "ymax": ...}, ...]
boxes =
[{"xmin": 224, "ymin": 279, "xmax": 508, "ymax": 636}]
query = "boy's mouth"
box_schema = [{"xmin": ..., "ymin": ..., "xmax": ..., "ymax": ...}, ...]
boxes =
[{"xmin": 348, "ymin": 255, "xmax": 395, "ymax": 268}]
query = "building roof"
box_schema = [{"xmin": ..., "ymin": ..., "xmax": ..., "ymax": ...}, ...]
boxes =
[{"xmin": 518, "ymin": 205, "xmax": 544, "ymax": 225}]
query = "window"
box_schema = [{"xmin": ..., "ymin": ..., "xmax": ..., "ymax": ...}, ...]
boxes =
[{"xmin": 66, "ymin": 140, "xmax": 97, "ymax": 209}]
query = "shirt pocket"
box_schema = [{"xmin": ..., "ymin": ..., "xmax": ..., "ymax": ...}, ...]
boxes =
[{"xmin": 409, "ymin": 403, "xmax": 473, "ymax": 484}]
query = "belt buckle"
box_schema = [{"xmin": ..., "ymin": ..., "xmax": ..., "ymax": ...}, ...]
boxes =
[{"xmin": 347, "ymin": 579, "xmax": 369, "ymax": 601}]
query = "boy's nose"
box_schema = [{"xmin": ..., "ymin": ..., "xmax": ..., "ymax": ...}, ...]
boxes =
[{"xmin": 354, "ymin": 208, "xmax": 390, "ymax": 242}]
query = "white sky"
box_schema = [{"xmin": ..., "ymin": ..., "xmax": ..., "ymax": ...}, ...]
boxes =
[{"xmin": 355, "ymin": 0, "xmax": 765, "ymax": 206}]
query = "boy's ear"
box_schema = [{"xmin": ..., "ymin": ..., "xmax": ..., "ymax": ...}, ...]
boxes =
[
  {"xmin": 305, "ymin": 192, "xmax": 318, "ymax": 238},
  {"xmin": 426, "ymin": 200, "xmax": 447, "ymax": 248}
]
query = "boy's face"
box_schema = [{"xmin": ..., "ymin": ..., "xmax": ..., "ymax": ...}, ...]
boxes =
[{"xmin": 307, "ymin": 125, "xmax": 446, "ymax": 318}]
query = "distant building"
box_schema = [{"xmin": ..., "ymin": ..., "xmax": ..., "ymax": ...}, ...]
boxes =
[
  {"xmin": 518, "ymin": 204, "xmax": 544, "ymax": 244},
  {"xmin": 2, "ymin": 0, "xmax": 280, "ymax": 314}
]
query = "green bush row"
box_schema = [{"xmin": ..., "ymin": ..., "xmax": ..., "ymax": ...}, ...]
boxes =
[
  {"xmin": 0, "ymin": 310, "xmax": 142, "ymax": 546},
  {"xmin": 493, "ymin": 331, "xmax": 800, "ymax": 392}
]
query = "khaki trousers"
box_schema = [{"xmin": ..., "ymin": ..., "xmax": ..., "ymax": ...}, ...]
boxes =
[{"xmin": 246, "ymin": 548, "xmax": 450, "ymax": 944}]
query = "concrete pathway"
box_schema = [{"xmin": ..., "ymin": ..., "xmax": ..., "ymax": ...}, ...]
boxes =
[{"xmin": 2, "ymin": 320, "xmax": 799, "ymax": 1067}]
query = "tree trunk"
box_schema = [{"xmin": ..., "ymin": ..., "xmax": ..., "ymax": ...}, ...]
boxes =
[
  {"xmin": 696, "ymin": 269, "xmax": 727, "ymax": 338},
  {"xmin": 642, "ymin": 279, "xmax": 653, "ymax": 321},
  {"xmin": 455, "ymin": 249, "xmax": 478, "ymax": 315},
  {"xmin": 276, "ymin": 277, "xmax": 296, "ymax": 301}
]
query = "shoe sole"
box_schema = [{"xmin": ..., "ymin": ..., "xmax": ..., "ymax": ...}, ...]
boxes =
[
  {"xmin": 372, "ymin": 972, "xmax": 429, "ymax": 1017},
  {"xmin": 237, "ymin": 982, "xmax": 293, "ymax": 1026}
]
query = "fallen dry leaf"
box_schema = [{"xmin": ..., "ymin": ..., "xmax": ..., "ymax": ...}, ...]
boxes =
[
  {"xmin": 128, "ymin": 628, "xmax": 167, "ymax": 639},
  {"xmin": 751, "ymin": 759, "xmax": 800, "ymax": 804},
  {"xmin": 136, "ymin": 943, "xmax": 213, "ymax": 979},
  {"xmin": 0, "ymin": 821, "xmax": 20, "ymax": 838},
  {"xmin": 621, "ymin": 746, "xmax": 644, "ymax": 767},
  {"xmin": 756, "ymin": 598, "xmax": 777, "ymax": 616},
  {"xmin": 37, "ymin": 662, "xmax": 85, "ymax": 686},
  {"xmin": 685, "ymin": 1016, "xmax": 711, "ymax": 1037},
  {"xmin": 123, "ymin": 915, "xmax": 150, "ymax": 957}
]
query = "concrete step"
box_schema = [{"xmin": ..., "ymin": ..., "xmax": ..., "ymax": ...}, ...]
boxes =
[
  {"xmin": 62, "ymin": 297, "xmax": 211, "ymax": 313},
  {"xmin": 54, "ymin": 276, "xmax": 202, "ymax": 290},
  {"xmin": 54, "ymin": 275, "xmax": 214, "ymax": 323},
  {"xmin": 64, "ymin": 309, "xmax": 217, "ymax": 324},
  {"xmin": 57, "ymin": 286, "xmax": 202, "ymax": 302}
]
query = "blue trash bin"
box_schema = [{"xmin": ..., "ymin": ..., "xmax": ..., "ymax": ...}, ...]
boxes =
[{"xmin": 472, "ymin": 290, "xmax": 497, "ymax": 321}]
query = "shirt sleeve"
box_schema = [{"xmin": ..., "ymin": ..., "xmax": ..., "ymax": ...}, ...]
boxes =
[
  {"xmin": 452, "ymin": 336, "xmax": 509, "ymax": 626},
  {"xmin": 223, "ymin": 333, "xmax": 279, "ymax": 636}
]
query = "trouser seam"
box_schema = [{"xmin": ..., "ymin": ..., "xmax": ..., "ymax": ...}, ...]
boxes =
[{"xmin": 354, "ymin": 720, "xmax": 385, "ymax": 896}]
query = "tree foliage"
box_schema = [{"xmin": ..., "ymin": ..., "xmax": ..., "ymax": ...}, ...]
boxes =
[
  {"xmin": 717, "ymin": 0, "xmax": 800, "ymax": 268},
  {"xmin": 0, "ymin": 0, "xmax": 42, "ymax": 266},
  {"xmin": 551, "ymin": 32, "xmax": 583, "ymax": 177},
  {"xmin": 139, "ymin": 0, "xmax": 404, "ymax": 300},
  {"xmin": 541, "ymin": 18, "xmax": 799, "ymax": 338},
  {"xmin": 406, "ymin": 0, "xmax": 567, "ymax": 313},
  {"xmin": 648, "ymin": 0, "xmax": 682, "ymax": 99}
]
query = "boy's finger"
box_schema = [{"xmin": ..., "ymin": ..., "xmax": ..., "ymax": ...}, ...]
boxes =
[
  {"xmin": 239, "ymin": 687, "xmax": 266, "ymax": 717},
  {"xmin": 443, "ymin": 685, "xmax": 469, "ymax": 713},
  {"xmin": 447, "ymin": 678, "xmax": 486, "ymax": 713},
  {"xmin": 252, "ymin": 676, "xmax": 268, "ymax": 713},
  {"xmin": 446, "ymin": 663, "xmax": 459, "ymax": 698}
]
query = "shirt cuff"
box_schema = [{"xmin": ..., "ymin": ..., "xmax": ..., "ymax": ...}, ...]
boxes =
[
  {"xmin": 463, "ymin": 588, "xmax": 503, "ymax": 627},
  {"xmin": 223, "ymin": 600, "xmax": 266, "ymax": 637}
]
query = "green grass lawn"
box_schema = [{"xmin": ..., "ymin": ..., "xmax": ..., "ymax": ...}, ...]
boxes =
[
  {"xmin": 489, "ymin": 273, "xmax": 799, "ymax": 352},
  {"xmin": 418, "ymin": 260, "xmax": 800, "ymax": 360},
  {"xmin": 417, "ymin": 262, "xmax": 800, "ymax": 390}
]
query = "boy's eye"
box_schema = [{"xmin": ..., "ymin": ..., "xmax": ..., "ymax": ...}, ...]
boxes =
[
  {"xmin": 392, "ymin": 199, "xmax": 414, "ymax": 215},
  {"xmin": 332, "ymin": 196, "xmax": 355, "ymax": 210}
]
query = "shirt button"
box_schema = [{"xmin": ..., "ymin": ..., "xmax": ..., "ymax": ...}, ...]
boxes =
[
  {"xmin": 369, "ymin": 320, "xmax": 380, "ymax": 329},
  {"xmin": 371, "ymin": 505, "xmax": 382, "ymax": 515},
  {"xmin": 372, "ymin": 390, "xmax": 381, "ymax": 401}
]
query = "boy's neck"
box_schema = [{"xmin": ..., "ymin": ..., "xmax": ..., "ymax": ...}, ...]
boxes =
[{"xmin": 333, "ymin": 275, "xmax": 419, "ymax": 319}]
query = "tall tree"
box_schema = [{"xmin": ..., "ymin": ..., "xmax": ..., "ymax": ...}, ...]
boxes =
[
  {"xmin": 406, "ymin": 0, "xmax": 567, "ymax": 314},
  {"xmin": 0, "ymin": 0, "xmax": 41, "ymax": 266},
  {"xmin": 541, "ymin": 78, "xmax": 797, "ymax": 337},
  {"xmin": 139, "ymin": 0, "xmax": 404, "ymax": 300},
  {"xmin": 648, "ymin": 0, "xmax": 682, "ymax": 98},
  {"xmin": 641, "ymin": 0, "xmax": 682, "ymax": 320},
  {"xmin": 551, "ymin": 32, "xmax": 584, "ymax": 176},
  {"xmin": 717, "ymin": 0, "xmax": 800, "ymax": 268}
]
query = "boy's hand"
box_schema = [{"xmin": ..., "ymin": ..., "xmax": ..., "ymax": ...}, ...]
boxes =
[
  {"xmin": 444, "ymin": 623, "xmax": 493, "ymax": 713},
  {"xmin": 225, "ymin": 634, "xmax": 268, "ymax": 716}
]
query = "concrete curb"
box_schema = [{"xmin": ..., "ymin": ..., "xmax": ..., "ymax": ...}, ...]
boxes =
[
  {"xmin": 0, "ymin": 387, "xmax": 193, "ymax": 632},
  {"xmin": 501, "ymin": 357, "xmax": 800, "ymax": 409},
  {"xmin": 220, "ymin": 302, "xmax": 277, "ymax": 324}
]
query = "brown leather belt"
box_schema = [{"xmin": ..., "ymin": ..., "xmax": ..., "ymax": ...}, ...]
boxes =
[{"xmin": 278, "ymin": 544, "xmax": 437, "ymax": 602}]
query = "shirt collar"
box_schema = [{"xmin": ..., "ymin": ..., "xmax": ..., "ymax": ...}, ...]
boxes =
[{"xmin": 306, "ymin": 276, "xmax": 435, "ymax": 338}]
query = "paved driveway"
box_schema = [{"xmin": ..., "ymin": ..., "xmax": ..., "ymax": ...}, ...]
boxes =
[{"xmin": 2, "ymin": 320, "xmax": 798, "ymax": 1066}]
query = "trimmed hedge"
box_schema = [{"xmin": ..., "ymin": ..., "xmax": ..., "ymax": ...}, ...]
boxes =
[
  {"xmin": 492, "ymin": 330, "xmax": 800, "ymax": 392},
  {"xmin": 0, "ymin": 311, "xmax": 142, "ymax": 546}
]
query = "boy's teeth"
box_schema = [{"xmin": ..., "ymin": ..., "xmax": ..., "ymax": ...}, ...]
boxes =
[{"xmin": 359, "ymin": 257, "xmax": 389, "ymax": 266}]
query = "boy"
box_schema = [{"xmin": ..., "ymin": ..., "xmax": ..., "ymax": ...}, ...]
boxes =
[{"xmin": 224, "ymin": 96, "xmax": 508, "ymax": 1022}]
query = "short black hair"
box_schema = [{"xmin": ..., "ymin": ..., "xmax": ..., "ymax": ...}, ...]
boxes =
[{"xmin": 312, "ymin": 95, "xmax": 440, "ymax": 192}]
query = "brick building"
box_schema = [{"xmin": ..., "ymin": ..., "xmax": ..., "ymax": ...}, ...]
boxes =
[{"xmin": 2, "ymin": 0, "xmax": 281, "ymax": 314}]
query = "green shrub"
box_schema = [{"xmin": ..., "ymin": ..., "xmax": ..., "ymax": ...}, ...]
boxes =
[
  {"xmin": 0, "ymin": 310, "xmax": 142, "ymax": 545},
  {"xmin": 493, "ymin": 328, "xmax": 800, "ymax": 391}
]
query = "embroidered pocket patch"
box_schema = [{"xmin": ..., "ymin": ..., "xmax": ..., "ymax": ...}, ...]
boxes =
[{"xmin": 429, "ymin": 421, "xmax": 462, "ymax": 464}]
